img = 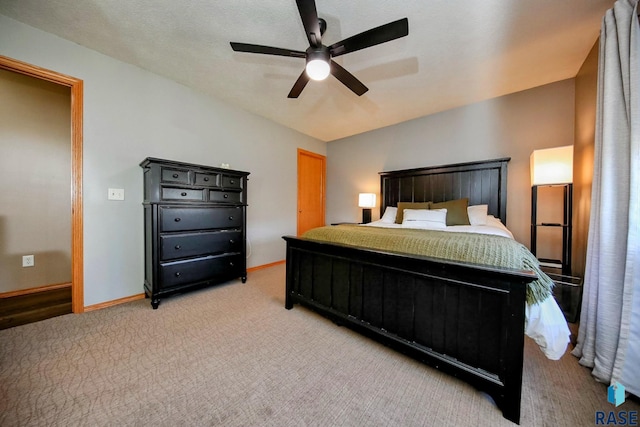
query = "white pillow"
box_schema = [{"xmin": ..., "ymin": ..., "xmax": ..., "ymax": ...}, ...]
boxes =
[
  {"xmin": 467, "ymin": 205, "xmax": 488, "ymax": 226},
  {"xmin": 402, "ymin": 209, "xmax": 447, "ymax": 230},
  {"xmin": 380, "ymin": 206, "xmax": 398, "ymax": 223}
]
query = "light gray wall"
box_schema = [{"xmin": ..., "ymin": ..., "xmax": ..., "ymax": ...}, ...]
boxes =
[
  {"xmin": 326, "ymin": 79, "xmax": 576, "ymax": 246},
  {"xmin": 0, "ymin": 15, "xmax": 325, "ymax": 306},
  {"xmin": 0, "ymin": 69, "xmax": 71, "ymax": 293}
]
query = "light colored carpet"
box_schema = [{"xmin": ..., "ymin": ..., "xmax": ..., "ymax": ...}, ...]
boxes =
[{"xmin": 1, "ymin": 264, "xmax": 637, "ymax": 426}]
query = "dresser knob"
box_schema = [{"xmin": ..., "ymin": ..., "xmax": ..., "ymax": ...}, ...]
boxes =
[
  {"xmin": 230, "ymin": 180, "xmax": 235, "ymax": 184},
  {"xmin": 175, "ymin": 245, "xmax": 181, "ymax": 250},
  {"xmin": 224, "ymin": 194, "xmax": 229, "ymax": 199},
  {"xmin": 175, "ymin": 272, "xmax": 181, "ymax": 277},
  {"xmin": 228, "ymin": 216, "xmax": 233, "ymax": 221},
  {"xmin": 174, "ymin": 218, "xmax": 181, "ymax": 222},
  {"xmin": 181, "ymin": 192, "xmax": 187, "ymax": 196},
  {"xmin": 204, "ymin": 177, "xmax": 209, "ymax": 182},
  {"xmin": 172, "ymin": 173, "xmax": 179, "ymax": 178},
  {"xmin": 229, "ymin": 262, "xmax": 234, "ymax": 267},
  {"xmin": 229, "ymin": 239, "xmax": 235, "ymax": 244}
]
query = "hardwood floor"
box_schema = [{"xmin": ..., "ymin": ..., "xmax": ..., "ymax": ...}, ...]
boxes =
[{"xmin": 0, "ymin": 286, "xmax": 72, "ymax": 330}]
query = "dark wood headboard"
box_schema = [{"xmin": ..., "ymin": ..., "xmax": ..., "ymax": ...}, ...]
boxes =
[{"xmin": 379, "ymin": 157, "xmax": 510, "ymax": 225}]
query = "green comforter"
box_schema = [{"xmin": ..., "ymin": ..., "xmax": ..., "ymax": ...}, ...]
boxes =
[{"xmin": 302, "ymin": 225, "xmax": 552, "ymax": 305}]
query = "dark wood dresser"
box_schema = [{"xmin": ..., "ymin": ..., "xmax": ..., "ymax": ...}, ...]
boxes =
[{"xmin": 140, "ymin": 158, "xmax": 249, "ymax": 309}]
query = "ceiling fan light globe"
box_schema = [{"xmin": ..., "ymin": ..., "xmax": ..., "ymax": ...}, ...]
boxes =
[{"xmin": 306, "ymin": 59, "xmax": 330, "ymax": 80}]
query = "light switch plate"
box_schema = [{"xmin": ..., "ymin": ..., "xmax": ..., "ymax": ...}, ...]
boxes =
[{"xmin": 108, "ymin": 188, "xmax": 125, "ymax": 200}]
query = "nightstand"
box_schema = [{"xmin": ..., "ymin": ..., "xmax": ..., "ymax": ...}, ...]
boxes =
[{"xmin": 545, "ymin": 271, "xmax": 582, "ymax": 323}]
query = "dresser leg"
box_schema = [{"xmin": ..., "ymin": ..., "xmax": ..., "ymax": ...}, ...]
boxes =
[
  {"xmin": 241, "ymin": 276, "xmax": 247, "ymax": 283},
  {"xmin": 151, "ymin": 298, "xmax": 160, "ymax": 309},
  {"xmin": 285, "ymin": 292, "xmax": 293, "ymax": 310}
]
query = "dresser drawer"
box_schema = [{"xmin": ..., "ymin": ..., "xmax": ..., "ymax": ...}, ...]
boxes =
[
  {"xmin": 195, "ymin": 172, "xmax": 220, "ymax": 187},
  {"xmin": 160, "ymin": 230, "xmax": 242, "ymax": 261},
  {"xmin": 209, "ymin": 190, "xmax": 242, "ymax": 203},
  {"xmin": 222, "ymin": 175, "xmax": 242, "ymax": 189},
  {"xmin": 160, "ymin": 206, "xmax": 243, "ymax": 232},
  {"xmin": 161, "ymin": 187, "xmax": 204, "ymax": 201},
  {"xmin": 159, "ymin": 254, "xmax": 243, "ymax": 289},
  {"xmin": 161, "ymin": 168, "xmax": 189, "ymax": 184}
]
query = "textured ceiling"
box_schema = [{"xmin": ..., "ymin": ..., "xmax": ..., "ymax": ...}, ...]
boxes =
[{"xmin": 0, "ymin": 0, "xmax": 613, "ymax": 141}]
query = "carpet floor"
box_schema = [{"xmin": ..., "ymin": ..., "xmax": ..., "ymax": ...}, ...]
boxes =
[{"xmin": 1, "ymin": 264, "xmax": 637, "ymax": 426}]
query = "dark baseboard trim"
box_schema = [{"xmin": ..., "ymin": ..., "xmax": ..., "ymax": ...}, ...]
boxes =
[{"xmin": 0, "ymin": 285, "xmax": 72, "ymax": 330}]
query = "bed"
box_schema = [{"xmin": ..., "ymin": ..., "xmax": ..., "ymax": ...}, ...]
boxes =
[{"xmin": 282, "ymin": 158, "xmax": 570, "ymax": 424}]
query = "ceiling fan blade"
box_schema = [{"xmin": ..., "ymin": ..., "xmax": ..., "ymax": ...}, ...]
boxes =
[
  {"xmin": 230, "ymin": 42, "xmax": 306, "ymax": 58},
  {"xmin": 330, "ymin": 60, "xmax": 368, "ymax": 96},
  {"xmin": 288, "ymin": 70, "xmax": 310, "ymax": 98},
  {"xmin": 296, "ymin": 0, "xmax": 322, "ymax": 47},
  {"xmin": 328, "ymin": 18, "xmax": 409, "ymax": 58}
]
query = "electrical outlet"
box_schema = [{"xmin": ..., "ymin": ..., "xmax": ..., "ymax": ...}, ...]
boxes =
[
  {"xmin": 22, "ymin": 255, "xmax": 34, "ymax": 267},
  {"xmin": 108, "ymin": 188, "xmax": 125, "ymax": 200}
]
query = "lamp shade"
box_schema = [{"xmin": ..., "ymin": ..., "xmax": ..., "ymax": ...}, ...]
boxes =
[
  {"xmin": 358, "ymin": 193, "xmax": 376, "ymax": 208},
  {"xmin": 530, "ymin": 145, "xmax": 573, "ymax": 186},
  {"xmin": 305, "ymin": 46, "xmax": 331, "ymax": 81},
  {"xmin": 306, "ymin": 59, "xmax": 330, "ymax": 80}
]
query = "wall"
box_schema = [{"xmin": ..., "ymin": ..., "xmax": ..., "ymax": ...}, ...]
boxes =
[
  {"xmin": 534, "ymin": 185, "xmax": 566, "ymax": 264},
  {"xmin": 326, "ymin": 79, "xmax": 576, "ymax": 246},
  {"xmin": 0, "ymin": 14, "xmax": 326, "ymax": 306},
  {"xmin": 573, "ymin": 40, "xmax": 599, "ymax": 278},
  {"xmin": 0, "ymin": 69, "xmax": 71, "ymax": 292}
]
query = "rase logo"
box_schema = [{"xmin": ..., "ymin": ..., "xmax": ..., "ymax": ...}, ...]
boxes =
[
  {"xmin": 609, "ymin": 383, "xmax": 626, "ymax": 407},
  {"xmin": 595, "ymin": 383, "xmax": 638, "ymax": 426}
]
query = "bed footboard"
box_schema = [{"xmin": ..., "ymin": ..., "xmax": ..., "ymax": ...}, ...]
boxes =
[{"xmin": 283, "ymin": 236, "xmax": 535, "ymax": 425}]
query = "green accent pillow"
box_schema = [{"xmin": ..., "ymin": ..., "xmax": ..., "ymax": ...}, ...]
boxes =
[
  {"xmin": 430, "ymin": 198, "xmax": 471, "ymax": 226},
  {"xmin": 395, "ymin": 202, "xmax": 431, "ymax": 223}
]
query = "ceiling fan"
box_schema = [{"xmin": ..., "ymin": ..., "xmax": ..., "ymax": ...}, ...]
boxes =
[{"xmin": 230, "ymin": 0, "xmax": 409, "ymax": 98}]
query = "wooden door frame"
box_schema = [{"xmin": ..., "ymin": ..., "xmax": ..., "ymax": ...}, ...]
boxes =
[
  {"xmin": 297, "ymin": 148, "xmax": 326, "ymax": 236},
  {"xmin": 0, "ymin": 55, "xmax": 84, "ymax": 313}
]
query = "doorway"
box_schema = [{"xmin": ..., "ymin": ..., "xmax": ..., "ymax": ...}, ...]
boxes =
[
  {"xmin": 0, "ymin": 55, "xmax": 84, "ymax": 315},
  {"xmin": 297, "ymin": 149, "xmax": 326, "ymax": 236}
]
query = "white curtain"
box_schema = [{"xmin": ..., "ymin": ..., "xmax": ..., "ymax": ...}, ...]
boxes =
[{"xmin": 572, "ymin": 0, "xmax": 640, "ymax": 397}]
